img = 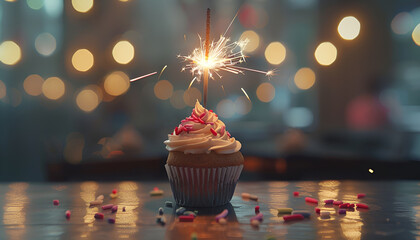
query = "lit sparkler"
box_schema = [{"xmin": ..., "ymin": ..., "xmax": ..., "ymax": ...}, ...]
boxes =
[
  {"xmin": 130, "ymin": 71, "xmax": 158, "ymax": 83},
  {"xmin": 179, "ymin": 9, "xmax": 273, "ymax": 107}
]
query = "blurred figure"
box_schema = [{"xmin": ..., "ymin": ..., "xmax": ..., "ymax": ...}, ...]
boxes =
[{"xmin": 346, "ymin": 76, "xmax": 390, "ymax": 130}]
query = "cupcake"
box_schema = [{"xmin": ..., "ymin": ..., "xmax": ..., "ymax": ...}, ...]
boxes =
[{"xmin": 164, "ymin": 100, "xmax": 244, "ymax": 207}]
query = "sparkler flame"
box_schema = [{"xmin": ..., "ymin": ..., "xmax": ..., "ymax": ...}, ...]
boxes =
[{"xmin": 179, "ymin": 35, "xmax": 272, "ymax": 84}]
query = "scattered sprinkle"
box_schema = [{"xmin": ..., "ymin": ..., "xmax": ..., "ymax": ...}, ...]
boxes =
[
  {"xmin": 283, "ymin": 214, "xmax": 304, "ymax": 222},
  {"xmin": 158, "ymin": 207, "xmax": 164, "ymax": 216},
  {"xmin": 339, "ymin": 209, "xmax": 347, "ymax": 215},
  {"xmin": 218, "ymin": 218, "xmax": 227, "ymax": 225},
  {"xmin": 179, "ymin": 215, "xmax": 195, "ymax": 222},
  {"xmin": 333, "ymin": 200, "xmax": 343, "ymax": 205},
  {"xmin": 277, "ymin": 208, "xmax": 293, "ymax": 214},
  {"xmin": 291, "ymin": 210, "xmax": 311, "ymax": 218},
  {"xmin": 215, "ymin": 209, "xmax": 228, "ymax": 222},
  {"xmin": 122, "ymin": 207, "xmax": 126, "ymax": 212},
  {"xmin": 320, "ymin": 211, "xmax": 330, "ymax": 218},
  {"xmin": 102, "ymin": 204, "xmax": 113, "ymax": 210},
  {"xmin": 65, "ymin": 210, "xmax": 71, "ymax": 219},
  {"xmin": 108, "ymin": 218, "xmax": 115, "ymax": 224},
  {"xmin": 89, "ymin": 199, "xmax": 103, "ymax": 206},
  {"xmin": 53, "ymin": 200, "xmax": 59, "ymax": 206},
  {"xmin": 94, "ymin": 213, "xmax": 104, "ymax": 219},
  {"xmin": 112, "ymin": 205, "xmax": 118, "ymax": 213},
  {"xmin": 241, "ymin": 192, "xmax": 258, "ymax": 201},
  {"xmin": 293, "ymin": 191, "xmax": 299, "ymax": 197},
  {"xmin": 356, "ymin": 203, "xmax": 369, "ymax": 209},
  {"xmin": 255, "ymin": 205, "xmax": 260, "ymax": 214},
  {"xmin": 315, "ymin": 208, "xmax": 320, "ymax": 214},
  {"xmin": 357, "ymin": 193, "xmax": 366, "ymax": 199},
  {"xmin": 112, "ymin": 189, "xmax": 117, "ymax": 194},
  {"xmin": 324, "ymin": 199, "xmax": 334, "ymax": 204},
  {"xmin": 250, "ymin": 213, "xmax": 263, "ymax": 222},
  {"xmin": 305, "ymin": 197, "xmax": 318, "ymax": 204}
]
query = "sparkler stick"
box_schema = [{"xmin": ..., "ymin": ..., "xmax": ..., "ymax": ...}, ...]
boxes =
[{"xmin": 203, "ymin": 8, "xmax": 211, "ymax": 108}]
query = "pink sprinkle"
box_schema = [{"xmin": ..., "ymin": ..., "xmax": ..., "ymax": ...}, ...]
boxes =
[
  {"xmin": 102, "ymin": 204, "xmax": 113, "ymax": 210},
  {"xmin": 305, "ymin": 197, "xmax": 318, "ymax": 204},
  {"xmin": 108, "ymin": 218, "xmax": 115, "ymax": 224},
  {"xmin": 210, "ymin": 128, "xmax": 217, "ymax": 136},
  {"xmin": 181, "ymin": 119, "xmax": 189, "ymax": 123},
  {"xmin": 122, "ymin": 207, "xmax": 126, "ymax": 212},
  {"xmin": 174, "ymin": 127, "xmax": 179, "ymax": 135},
  {"xmin": 349, "ymin": 203, "xmax": 355, "ymax": 208},
  {"xmin": 315, "ymin": 208, "xmax": 320, "ymax": 214},
  {"xmin": 283, "ymin": 214, "xmax": 304, "ymax": 222},
  {"xmin": 94, "ymin": 213, "xmax": 104, "ymax": 219},
  {"xmin": 215, "ymin": 209, "xmax": 228, "ymax": 222},
  {"xmin": 324, "ymin": 199, "xmax": 334, "ymax": 204},
  {"xmin": 333, "ymin": 201, "xmax": 343, "ymax": 205},
  {"xmin": 207, "ymin": 122, "xmax": 214, "ymax": 125},
  {"xmin": 65, "ymin": 210, "xmax": 71, "ymax": 219},
  {"xmin": 339, "ymin": 209, "xmax": 347, "ymax": 214},
  {"xmin": 356, "ymin": 203, "xmax": 369, "ymax": 209},
  {"xmin": 112, "ymin": 205, "xmax": 118, "ymax": 213},
  {"xmin": 199, "ymin": 112, "xmax": 206, "ymax": 118},
  {"xmin": 53, "ymin": 200, "xmax": 59, "ymax": 206},
  {"xmin": 198, "ymin": 118, "xmax": 205, "ymax": 124},
  {"xmin": 227, "ymin": 131, "xmax": 231, "ymax": 137},
  {"xmin": 255, "ymin": 206, "xmax": 260, "ymax": 214},
  {"xmin": 357, "ymin": 193, "xmax": 366, "ymax": 199},
  {"xmin": 293, "ymin": 191, "xmax": 299, "ymax": 197},
  {"xmin": 112, "ymin": 189, "xmax": 117, "ymax": 194},
  {"xmin": 192, "ymin": 109, "xmax": 198, "ymax": 117},
  {"xmin": 179, "ymin": 215, "xmax": 194, "ymax": 222},
  {"xmin": 250, "ymin": 213, "xmax": 263, "ymax": 222}
]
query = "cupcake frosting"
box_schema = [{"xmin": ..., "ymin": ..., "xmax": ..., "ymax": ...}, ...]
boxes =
[{"xmin": 164, "ymin": 100, "xmax": 241, "ymax": 154}]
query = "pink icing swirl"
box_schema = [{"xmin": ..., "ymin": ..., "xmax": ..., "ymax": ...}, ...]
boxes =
[{"xmin": 164, "ymin": 100, "xmax": 241, "ymax": 154}]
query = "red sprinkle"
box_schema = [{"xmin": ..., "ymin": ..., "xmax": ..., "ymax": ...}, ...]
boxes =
[
  {"xmin": 209, "ymin": 110, "xmax": 213, "ymax": 112},
  {"xmin": 283, "ymin": 214, "xmax": 304, "ymax": 222},
  {"xmin": 112, "ymin": 189, "xmax": 117, "ymax": 194},
  {"xmin": 108, "ymin": 218, "xmax": 116, "ymax": 224},
  {"xmin": 53, "ymin": 200, "xmax": 59, "ymax": 206},
  {"xmin": 94, "ymin": 213, "xmax": 104, "ymax": 219},
  {"xmin": 349, "ymin": 204, "xmax": 355, "ymax": 208},
  {"xmin": 333, "ymin": 201, "xmax": 343, "ymax": 205},
  {"xmin": 210, "ymin": 128, "xmax": 217, "ymax": 136},
  {"xmin": 220, "ymin": 126, "xmax": 225, "ymax": 135},
  {"xmin": 198, "ymin": 118, "xmax": 205, "ymax": 124},
  {"xmin": 293, "ymin": 191, "xmax": 299, "ymax": 197},
  {"xmin": 255, "ymin": 206, "xmax": 260, "ymax": 214},
  {"xmin": 356, "ymin": 203, "xmax": 369, "ymax": 209},
  {"xmin": 65, "ymin": 210, "xmax": 71, "ymax": 219},
  {"xmin": 357, "ymin": 193, "xmax": 366, "ymax": 199},
  {"xmin": 174, "ymin": 127, "xmax": 179, "ymax": 135},
  {"xmin": 315, "ymin": 208, "xmax": 320, "ymax": 214},
  {"xmin": 200, "ymin": 112, "xmax": 206, "ymax": 118},
  {"xmin": 102, "ymin": 204, "xmax": 113, "ymax": 210},
  {"xmin": 305, "ymin": 197, "xmax": 318, "ymax": 204},
  {"xmin": 179, "ymin": 215, "xmax": 194, "ymax": 222},
  {"xmin": 227, "ymin": 131, "xmax": 231, "ymax": 137}
]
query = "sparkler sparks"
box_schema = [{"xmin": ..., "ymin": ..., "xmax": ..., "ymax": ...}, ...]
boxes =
[
  {"xmin": 241, "ymin": 88, "xmax": 251, "ymax": 102},
  {"xmin": 130, "ymin": 72, "xmax": 158, "ymax": 83}
]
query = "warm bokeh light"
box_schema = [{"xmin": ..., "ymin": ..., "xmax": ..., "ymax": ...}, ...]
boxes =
[
  {"xmin": 216, "ymin": 99, "xmax": 235, "ymax": 118},
  {"xmin": 23, "ymin": 74, "xmax": 44, "ymax": 96},
  {"xmin": 0, "ymin": 41, "xmax": 22, "ymax": 65},
  {"xmin": 0, "ymin": 80, "xmax": 6, "ymax": 99},
  {"xmin": 256, "ymin": 82, "xmax": 275, "ymax": 102},
  {"xmin": 76, "ymin": 89, "xmax": 99, "ymax": 112},
  {"xmin": 169, "ymin": 90, "xmax": 186, "ymax": 109},
  {"xmin": 27, "ymin": 0, "xmax": 44, "ymax": 10},
  {"xmin": 104, "ymin": 71, "xmax": 130, "ymax": 96},
  {"xmin": 71, "ymin": 49, "xmax": 94, "ymax": 72},
  {"xmin": 337, "ymin": 16, "xmax": 361, "ymax": 40},
  {"xmin": 42, "ymin": 77, "xmax": 65, "ymax": 100},
  {"xmin": 71, "ymin": 0, "xmax": 93, "ymax": 13},
  {"xmin": 35, "ymin": 33, "xmax": 56, "ymax": 56},
  {"xmin": 153, "ymin": 80, "xmax": 173, "ymax": 100},
  {"xmin": 412, "ymin": 24, "xmax": 420, "ymax": 46},
  {"xmin": 294, "ymin": 68, "xmax": 316, "ymax": 90},
  {"xmin": 314, "ymin": 42, "xmax": 337, "ymax": 66},
  {"xmin": 391, "ymin": 12, "xmax": 413, "ymax": 35},
  {"xmin": 183, "ymin": 87, "xmax": 202, "ymax": 107},
  {"xmin": 239, "ymin": 30, "xmax": 260, "ymax": 53},
  {"xmin": 264, "ymin": 42, "xmax": 286, "ymax": 65},
  {"xmin": 112, "ymin": 40, "xmax": 135, "ymax": 64},
  {"xmin": 285, "ymin": 107, "xmax": 313, "ymax": 128}
]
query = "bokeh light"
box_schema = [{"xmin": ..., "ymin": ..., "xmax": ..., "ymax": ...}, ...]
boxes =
[
  {"xmin": 294, "ymin": 68, "xmax": 316, "ymax": 90},
  {"xmin": 264, "ymin": 42, "xmax": 286, "ymax": 65},
  {"xmin": 42, "ymin": 77, "xmax": 65, "ymax": 100},
  {"xmin": 27, "ymin": 0, "xmax": 44, "ymax": 10},
  {"xmin": 71, "ymin": 49, "xmax": 94, "ymax": 72},
  {"xmin": 44, "ymin": 0, "xmax": 63, "ymax": 18},
  {"xmin": 239, "ymin": 30, "xmax": 260, "ymax": 53},
  {"xmin": 412, "ymin": 24, "xmax": 420, "ymax": 46},
  {"xmin": 235, "ymin": 96, "xmax": 252, "ymax": 115},
  {"xmin": 183, "ymin": 87, "xmax": 202, "ymax": 107},
  {"xmin": 285, "ymin": 107, "xmax": 313, "ymax": 128},
  {"xmin": 71, "ymin": 0, "xmax": 93, "ymax": 13},
  {"xmin": 337, "ymin": 16, "xmax": 361, "ymax": 40},
  {"xmin": 314, "ymin": 42, "xmax": 337, "ymax": 66},
  {"xmin": 154, "ymin": 80, "xmax": 173, "ymax": 100},
  {"xmin": 112, "ymin": 40, "xmax": 135, "ymax": 64},
  {"xmin": 0, "ymin": 41, "xmax": 22, "ymax": 65},
  {"xmin": 0, "ymin": 80, "xmax": 6, "ymax": 99},
  {"xmin": 391, "ymin": 12, "xmax": 413, "ymax": 35},
  {"xmin": 169, "ymin": 90, "xmax": 186, "ymax": 109},
  {"xmin": 216, "ymin": 99, "xmax": 235, "ymax": 118},
  {"xmin": 35, "ymin": 33, "xmax": 56, "ymax": 56},
  {"xmin": 256, "ymin": 82, "xmax": 275, "ymax": 103},
  {"xmin": 23, "ymin": 74, "xmax": 44, "ymax": 96},
  {"xmin": 76, "ymin": 89, "xmax": 99, "ymax": 112},
  {"xmin": 104, "ymin": 71, "xmax": 130, "ymax": 96}
]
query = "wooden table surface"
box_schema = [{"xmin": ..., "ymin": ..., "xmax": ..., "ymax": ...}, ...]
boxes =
[{"xmin": 0, "ymin": 181, "xmax": 418, "ymax": 240}]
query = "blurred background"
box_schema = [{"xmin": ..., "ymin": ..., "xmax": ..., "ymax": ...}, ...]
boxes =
[{"xmin": 0, "ymin": 0, "xmax": 419, "ymax": 181}]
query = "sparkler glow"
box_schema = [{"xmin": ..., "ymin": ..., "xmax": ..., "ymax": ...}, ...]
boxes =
[
  {"xmin": 129, "ymin": 72, "xmax": 157, "ymax": 83},
  {"xmin": 179, "ymin": 9, "xmax": 273, "ymax": 107}
]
